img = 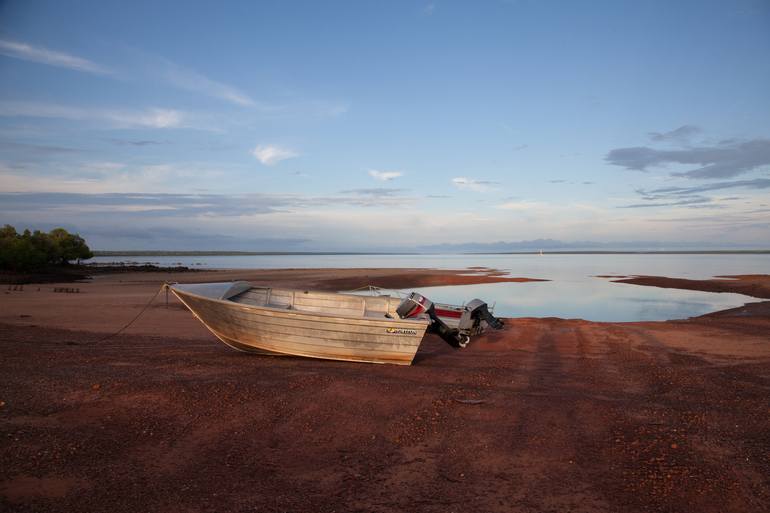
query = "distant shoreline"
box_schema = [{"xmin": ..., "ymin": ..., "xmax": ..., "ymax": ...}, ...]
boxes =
[
  {"xmin": 92, "ymin": 251, "xmax": 416, "ymax": 256},
  {"xmin": 92, "ymin": 249, "xmax": 770, "ymax": 257}
]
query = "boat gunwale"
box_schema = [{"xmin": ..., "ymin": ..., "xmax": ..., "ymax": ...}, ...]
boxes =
[{"xmin": 169, "ymin": 285, "xmax": 430, "ymax": 327}]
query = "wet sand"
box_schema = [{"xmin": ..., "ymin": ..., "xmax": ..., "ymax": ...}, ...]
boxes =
[
  {"xmin": 615, "ymin": 274, "xmax": 770, "ymax": 299},
  {"xmin": 0, "ymin": 268, "xmax": 545, "ymax": 339},
  {"xmin": 1, "ymin": 269, "xmax": 769, "ymax": 512}
]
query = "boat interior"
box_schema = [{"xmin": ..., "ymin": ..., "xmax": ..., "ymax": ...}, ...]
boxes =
[{"xmin": 230, "ymin": 286, "xmax": 405, "ymax": 319}]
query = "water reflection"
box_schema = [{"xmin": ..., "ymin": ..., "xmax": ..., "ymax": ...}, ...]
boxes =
[{"xmin": 394, "ymin": 279, "xmax": 759, "ymax": 322}]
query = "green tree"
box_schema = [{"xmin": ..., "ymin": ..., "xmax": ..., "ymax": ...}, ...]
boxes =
[
  {"xmin": 0, "ymin": 225, "xmax": 19, "ymax": 269},
  {"xmin": 0, "ymin": 224, "xmax": 17, "ymax": 239},
  {"xmin": 4, "ymin": 230, "xmax": 49, "ymax": 271},
  {"xmin": 0, "ymin": 225, "xmax": 93, "ymax": 270},
  {"xmin": 49, "ymin": 228, "xmax": 93, "ymax": 264}
]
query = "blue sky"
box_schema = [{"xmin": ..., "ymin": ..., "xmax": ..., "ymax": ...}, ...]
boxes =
[{"xmin": 1, "ymin": 0, "xmax": 769, "ymax": 250}]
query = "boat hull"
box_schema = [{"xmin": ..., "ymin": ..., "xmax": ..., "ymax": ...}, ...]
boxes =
[{"xmin": 170, "ymin": 286, "xmax": 429, "ymax": 365}]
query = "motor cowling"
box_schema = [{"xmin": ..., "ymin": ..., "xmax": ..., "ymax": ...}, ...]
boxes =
[
  {"xmin": 395, "ymin": 292, "xmax": 433, "ymax": 319},
  {"xmin": 460, "ymin": 298, "xmax": 505, "ymax": 331}
]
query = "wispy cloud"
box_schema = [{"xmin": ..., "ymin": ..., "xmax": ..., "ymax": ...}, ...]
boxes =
[
  {"xmin": 546, "ymin": 179, "xmax": 596, "ymax": 186},
  {"xmin": 0, "ymin": 101, "xmax": 185, "ymax": 129},
  {"xmin": 158, "ymin": 58, "xmax": 255, "ymax": 106},
  {"xmin": 82, "ymin": 225, "xmax": 310, "ymax": 251},
  {"xmin": 0, "ymin": 188, "xmax": 415, "ymax": 218},
  {"xmin": 327, "ymin": 188, "xmax": 413, "ymax": 207},
  {"xmin": 368, "ymin": 169, "xmax": 403, "ymax": 181},
  {"xmin": 341, "ymin": 188, "xmax": 406, "ymax": 197},
  {"xmin": 636, "ymin": 178, "xmax": 770, "ymax": 198},
  {"xmin": 0, "ymin": 40, "xmax": 342, "ymax": 118},
  {"xmin": 107, "ymin": 138, "xmax": 166, "ymax": 147},
  {"xmin": 82, "ymin": 161, "xmax": 126, "ymax": 172},
  {"xmin": 451, "ymin": 177, "xmax": 499, "ymax": 192},
  {"xmin": 0, "ymin": 140, "xmax": 80, "ymax": 156},
  {"xmin": 423, "ymin": 3, "xmax": 436, "ymax": 15},
  {"xmin": 605, "ymin": 138, "xmax": 770, "ymax": 179},
  {"xmin": 251, "ymin": 144, "xmax": 298, "ymax": 166},
  {"xmin": 288, "ymin": 99, "xmax": 349, "ymax": 119},
  {"xmin": 0, "ymin": 192, "xmax": 284, "ymax": 217},
  {"xmin": 648, "ymin": 125, "xmax": 700, "ymax": 144},
  {"xmin": 617, "ymin": 195, "xmax": 716, "ymax": 209},
  {"xmin": 147, "ymin": 54, "xmax": 347, "ymax": 116},
  {"xmin": 0, "ymin": 38, "xmax": 111, "ymax": 75},
  {"xmin": 118, "ymin": 109, "xmax": 183, "ymax": 128},
  {"xmin": 0, "ymin": 161, "xmax": 223, "ymax": 194},
  {"xmin": 617, "ymin": 178, "xmax": 770, "ymax": 209},
  {"xmin": 496, "ymin": 200, "xmax": 548, "ymax": 211}
]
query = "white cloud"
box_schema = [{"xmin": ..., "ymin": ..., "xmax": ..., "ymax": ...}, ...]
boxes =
[
  {"xmin": 0, "ymin": 101, "xmax": 185, "ymax": 129},
  {"xmin": 368, "ymin": 169, "xmax": 403, "ymax": 181},
  {"xmin": 0, "ymin": 38, "xmax": 111, "ymax": 75},
  {"xmin": 251, "ymin": 144, "xmax": 298, "ymax": 166},
  {"xmin": 451, "ymin": 177, "xmax": 498, "ymax": 192}
]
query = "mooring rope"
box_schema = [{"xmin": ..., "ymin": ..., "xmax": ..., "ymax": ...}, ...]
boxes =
[{"xmin": 95, "ymin": 284, "xmax": 167, "ymax": 343}]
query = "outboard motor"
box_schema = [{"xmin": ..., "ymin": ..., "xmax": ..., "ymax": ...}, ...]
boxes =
[
  {"xmin": 397, "ymin": 292, "xmax": 468, "ymax": 348},
  {"xmin": 460, "ymin": 299, "xmax": 505, "ymax": 331},
  {"xmin": 397, "ymin": 293, "xmax": 505, "ymax": 349}
]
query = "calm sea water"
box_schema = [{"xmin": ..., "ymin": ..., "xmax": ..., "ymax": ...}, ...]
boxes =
[{"xmin": 87, "ymin": 254, "xmax": 769, "ymax": 322}]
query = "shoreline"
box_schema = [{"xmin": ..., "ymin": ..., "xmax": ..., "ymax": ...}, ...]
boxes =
[
  {"xmin": 90, "ymin": 250, "xmax": 770, "ymax": 256},
  {"xmin": 1, "ymin": 268, "xmax": 768, "ymax": 339}
]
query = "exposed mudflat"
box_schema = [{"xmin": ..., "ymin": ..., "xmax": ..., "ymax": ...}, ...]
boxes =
[
  {"xmin": 1, "ymin": 269, "xmax": 769, "ymax": 512},
  {"xmin": 615, "ymin": 274, "xmax": 770, "ymax": 299}
]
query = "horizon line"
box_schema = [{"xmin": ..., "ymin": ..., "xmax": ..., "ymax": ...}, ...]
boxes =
[{"xmin": 91, "ymin": 249, "xmax": 770, "ymax": 257}]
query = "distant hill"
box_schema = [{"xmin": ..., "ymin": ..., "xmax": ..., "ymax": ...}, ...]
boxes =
[{"xmin": 91, "ymin": 239, "xmax": 769, "ymax": 256}]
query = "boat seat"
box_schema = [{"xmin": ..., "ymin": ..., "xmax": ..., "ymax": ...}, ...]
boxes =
[
  {"xmin": 266, "ymin": 303, "xmax": 292, "ymax": 309},
  {"xmin": 364, "ymin": 310, "xmax": 389, "ymax": 318}
]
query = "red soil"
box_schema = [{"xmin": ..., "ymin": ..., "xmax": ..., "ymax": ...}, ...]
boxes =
[{"xmin": 1, "ymin": 269, "xmax": 769, "ymax": 512}]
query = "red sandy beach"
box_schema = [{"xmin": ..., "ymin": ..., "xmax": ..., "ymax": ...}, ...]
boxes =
[{"xmin": 1, "ymin": 269, "xmax": 769, "ymax": 512}]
